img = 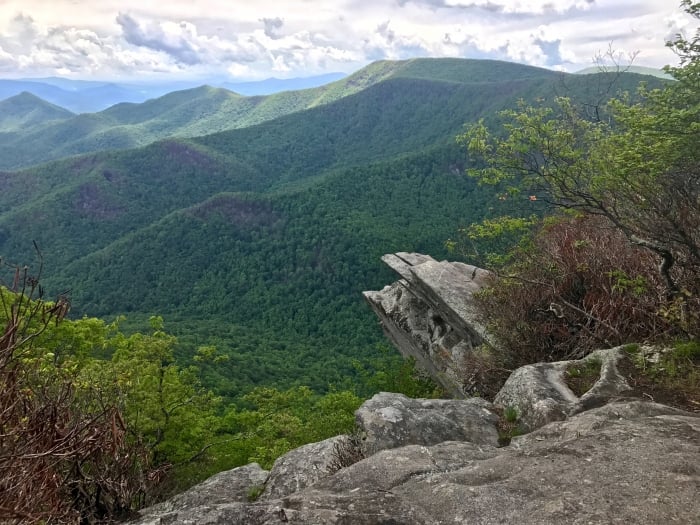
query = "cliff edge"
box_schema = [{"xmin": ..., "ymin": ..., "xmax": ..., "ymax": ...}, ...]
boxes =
[{"xmin": 131, "ymin": 253, "xmax": 699, "ymax": 524}]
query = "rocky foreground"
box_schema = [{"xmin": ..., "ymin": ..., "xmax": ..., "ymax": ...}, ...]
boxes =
[{"xmin": 132, "ymin": 254, "xmax": 699, "ymax": 524}]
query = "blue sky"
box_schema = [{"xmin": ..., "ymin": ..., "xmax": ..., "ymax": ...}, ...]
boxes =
[{"xmin": 0, "ymin": 0, "xmax": 694, "ymax": 81}]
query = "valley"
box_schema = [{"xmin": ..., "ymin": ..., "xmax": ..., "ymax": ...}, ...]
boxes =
[{"xmin": 0, "ymin": 58, "xmax": 666, "ymax": 398}]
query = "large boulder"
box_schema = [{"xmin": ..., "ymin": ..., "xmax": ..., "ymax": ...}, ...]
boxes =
[
  {"xmin": 260, "ymin": 435, "xmax": 347, "ymax": 500},
  {"xmin": 363, "ymin": 253, "xmax": 498, "ymax": 397},
  {"xmin": 355, "ymin": 392, "xmax": 499, "ymax": 453},
  {"xmin": 494, "ymin": 346, "xmax": 632, "ymax": 431}
]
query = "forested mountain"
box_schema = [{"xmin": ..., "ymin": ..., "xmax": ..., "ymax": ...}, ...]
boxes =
[
  {"xmin": 0, "ymin": 92, "xmax": 74, "ymax": 131},
  {"xmin": 575, "ymin": 65, "xmax": 674, "ymax": 80},
  {"xmin": 0, "ymin": 73, "xmax": 347, "ymax": 114},
  {"xmin": 0, "ymin": 58, "xmax": 562, "ymax": 171},
  {"xmin": 0, "ymin": 58, "xmax": 665, "ymax": 397},
  {"xmin": 221, "ymin": 72, "xmax": 346, "ymax": 95}
]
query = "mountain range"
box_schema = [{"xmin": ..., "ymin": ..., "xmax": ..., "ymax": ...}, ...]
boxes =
[
  {"xmin": 0, "ymin": 73, "xmax": 347, "ymax": 114},
  {"xmin": 0, "ymin": 58, "xmax": 667, "ymax": 397}
]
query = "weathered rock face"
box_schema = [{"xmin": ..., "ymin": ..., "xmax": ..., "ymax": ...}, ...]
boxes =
[
  {"xmin": 260, "ymin": 436, "xmax": 346, "ymax": 500},
  {"xmin": 363, "ymin": 253, "xmax": 497, "ymax": 397},
  {"xmin": 494, "ymin": 346, "xmax": 632, "ymax": 431},
  {"xmin": 356, "ymin": 392, "xmax": 499, "ymax": 454},
  {"xmin": 135, "ymin": 463, "xmax": 268, "ymax": 524},
  {"xmin": 132, "ymin": 401, "xmax": 700, "ymax": 524}
]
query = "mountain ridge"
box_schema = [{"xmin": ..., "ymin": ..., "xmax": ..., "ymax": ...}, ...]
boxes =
[
  {"xmin": 0, "ymin": 57, "xmax": 666, "ymax": 395},
  {"xmin": 0, "ymin": 91, "xmax": 75, "ymax": 131},
  {"xmin": 0, "ymin": 73, "xmax": 348, "ymax": 113},
  {"xmin": 0, "ymin": 58, "xmax": 563, "ymax": 171}
]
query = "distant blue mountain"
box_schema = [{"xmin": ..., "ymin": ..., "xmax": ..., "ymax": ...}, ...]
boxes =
[
  {"xmin": 0, "ymin": 73, "xmax": 347, "ymax": 113},
  {"xmin": 220, "ymin": 73, "xmax": 347, "ymax": 95}
]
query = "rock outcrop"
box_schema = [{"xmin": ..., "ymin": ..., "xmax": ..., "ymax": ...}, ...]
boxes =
[
  {"xmin": 131, "ymin": 254, "xmax": 699, "ymax": 524},
  {"xmin": 363, "ymin": 253, "xmax": 497, "ymax": 397},
  {"xmin": 261, "ymin": 436, "xmax": 347, "ymax": 500},
  {"xmin": 494, "ymin": 346, "xmax": 632, "ymax": 431},
  {"xmin": 356, "ymin": 392, "xmax": 499, "ymax": 454},
  {"xmin": 133, "ymin": 398, "xmax": 699, "ymax": 524}
]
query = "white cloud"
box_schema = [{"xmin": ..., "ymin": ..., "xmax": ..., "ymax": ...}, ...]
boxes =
[
  {"xmin": 0, "ymin": 0, "xmax": 688, "ymax": 80},
  {"xmin": 443, "ymin": 0, "xmax": 595, "ymax": 14}
]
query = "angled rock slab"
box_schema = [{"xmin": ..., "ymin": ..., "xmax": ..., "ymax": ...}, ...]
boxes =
[
  {"xmin": 494, "ymin": 346, "xmax": 632, "ymax": 431},
  {"xmin": 364, "ymin": 253, "xmax": 498, "ymax": 397},
  {"xmin": 260, "ymin": 435, "xmax": 346, "ymax": 500},
  {"xmin": 355, "ymin": 392, "xmax": 499, "ymax": 454},
  {"xmin": 132, "ymin": 463, "xmax": 268, "ymax": 523}
]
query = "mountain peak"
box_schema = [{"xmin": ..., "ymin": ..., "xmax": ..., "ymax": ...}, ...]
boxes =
[{"xmin": 0, "ymin": 91, "xmax": 74, "ymax": 131}]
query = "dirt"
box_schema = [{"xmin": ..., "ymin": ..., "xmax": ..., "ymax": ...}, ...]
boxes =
[{"xmin": 564, "ymin": 362, "xmax": 601, "ymax": 397}]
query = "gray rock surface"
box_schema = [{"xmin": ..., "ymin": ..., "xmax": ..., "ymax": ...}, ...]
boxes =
[
  {"xmin": 134, "ymin": 462, "xmax": 268, "ymax": 523},
  {"xmin": 260, "ymin": 435, "xmax": 346, "ymax": 500},
  {"xmin": 494, "ymin": 347, "xmax": 632, "ymax": 431},
  {"xmin": 356, "ymin": 392, "xmax": 499, "ymax": 453},
  {"xmin": 132, "ymin": 401, "xmax": 700, "ymax": 524},
  {"xmin": 363, "ymin": 252, "xmax": 497, "ymax": 397}
]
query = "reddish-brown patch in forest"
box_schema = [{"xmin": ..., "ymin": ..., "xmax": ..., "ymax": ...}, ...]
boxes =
[
  {"xmin": 73, "ymin": 182, "xmax": 125, "ymax": 219},
  {"xmin": 189, "ymin": 195, "xmax": 279, "ymax": 227}
]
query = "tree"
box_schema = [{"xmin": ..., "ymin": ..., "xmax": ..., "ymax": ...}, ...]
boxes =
[
  {"xmin": 0, "ymin": 260, "xmax": 159, "ymax": 523},
  {"xmin": 460, "ymin": 1, "xmax": 699, "ymax": 338}
]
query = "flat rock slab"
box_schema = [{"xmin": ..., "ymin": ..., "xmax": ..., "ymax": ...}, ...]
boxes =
[{"xmin": 356, "ymin": 392, "xmax": 499, "ymax": 454}]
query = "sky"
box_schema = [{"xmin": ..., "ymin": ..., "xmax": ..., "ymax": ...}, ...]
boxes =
[{"xmin": 0, "ymin": 0, "xmax": 695, "ymax": 82}]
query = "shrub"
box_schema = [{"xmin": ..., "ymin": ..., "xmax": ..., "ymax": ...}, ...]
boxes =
[
  {"xmin": 0, "ymin": 263, "xmax": 161, "ymax": 523},
  {"xmin": 475, "ymin": 215, "xmax": 691, "ymax": 366}
]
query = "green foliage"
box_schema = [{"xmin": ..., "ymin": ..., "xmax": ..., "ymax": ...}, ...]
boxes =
[
  {"xmin": 607, "ymin": 270, "xmax": 648, "ymax": 296},
  {"xmin": 247, "ymin": 485, "xmax": 265, "ymax": 502},
  {"xmin": 623, "ymin": 343, "xmax": 641, "ymax": 354},
  {"xmin": 495, "ymin": 406, "xmax": 523, "ymax": 446},
  {"xmin": 354, "ymin": 345, "xmax": 445, "ymax": 399},
  {"xmin": 565, "ymin": 357, "xmax": 602, "ymax": 397},
  {"xmin": 461, "ymin": 4, "xmax": 699, "ymax": 352},
  {"xmin": 450, "ymin": 214, "xmax": 540, "ymax": 267},
  {"xmin": 214, "ymin": 386, "xmax": 362, "ymax": 471},
  {"xmin": 503, "ymin": 405, "xmax": 518, "ymax": 423},
  {"xmin": 626, "ymin": 340, "xmax": 700, "ymax": 410},
  {"xmin": 101, "ymin": 316, "xmax": 221, "ymax": 465},
  {"xmin": 673, "ymin": 340, "xmax": 700, "ymax": 361},
  {"xmin": 0, "ymin": 142, "xmax": 494, "ymax": 398}
]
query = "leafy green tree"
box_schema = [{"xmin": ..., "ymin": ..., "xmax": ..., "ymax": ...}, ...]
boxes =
[
  {"xmin": 460, "ymin": 2, "xmax": 699, "ymax": 337},
  {"xmin": 103, "ymin": 316, "xmax": 221, "ymax": 465},
  {"xmin": 218, "ymin": 386, "xmax": 362, "ymax": 469},
  {"xmin": 0, "ymin": 264, "xmax": 157, "ymax": 522}
]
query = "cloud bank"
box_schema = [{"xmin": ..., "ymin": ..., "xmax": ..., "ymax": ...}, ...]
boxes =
[{"xmin": 0, "ymin": 0, "xmax": 691, "ymax": 80}]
